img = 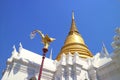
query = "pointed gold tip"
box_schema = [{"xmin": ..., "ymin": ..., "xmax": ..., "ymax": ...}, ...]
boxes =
[{"xmin": 72, "ymin": 11, "xmax": 74, "ymax": 20}]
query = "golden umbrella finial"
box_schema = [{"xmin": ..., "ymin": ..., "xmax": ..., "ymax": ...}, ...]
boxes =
[{"xmin": 30, "ymin": 30, "xmax": 55, "ymax": 49}]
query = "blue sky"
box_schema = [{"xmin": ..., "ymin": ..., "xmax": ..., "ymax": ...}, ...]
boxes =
[{"xmin": 0, "ymin": 0, "xmax": 120, "ymax": 79}]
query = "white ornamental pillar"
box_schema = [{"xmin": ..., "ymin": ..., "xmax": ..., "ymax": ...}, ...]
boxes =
[
  {"xmin": 54, "ymin": 65, "xmax": 66, "ymax": 80},
  {"xmin": 55, "ymin": 53, "xmax": 66, "ymax": 80},
  {"xmin": 73, "ymin": 52, "xmax": 81, "ymax": 80},
  {"xmin": 88, "ymin": 68, "xmax": 98, "ymax": 80},
  {"xmin": 73, "ymin": 64, "xmax": 81, "ymax": 80},
  {"xmin": 66, "ymin": 52, "xmax": 73, "ymax": 80},
  {"xmin": 60, "ymin": 66, "xmax": 66, "ymax": 80},
  {"xmin": 66, "ymin": 65, "xmax": 73, "ymax": 80}
]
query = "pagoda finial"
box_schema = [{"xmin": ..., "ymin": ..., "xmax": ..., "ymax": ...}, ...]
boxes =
[
  {"xmin": 69, "ymin": 11, "xmax": 79, "ymax": 33},
  {"xmin": 13, "ymin": 45, "xmax": 17, "ymax": 52},
  {"xmin": 101, "ymin": 42, "xmax": 109, "ymax": 57},
  {"xmin": 19, "ymin": 42, "xmax": 23, "ymax": 48},
  {"xmin": 19, "ymin": 42, "xmax": 23, "ymax": 53},
  {"xmin": 72, "ymin": 11, "xmax": 74, "ymax": 20}
]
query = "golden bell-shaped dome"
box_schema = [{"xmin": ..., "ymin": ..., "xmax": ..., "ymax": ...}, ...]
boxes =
[{"xmin": 56, "ymin": 12, "xmax": 93, "ymax": 61}]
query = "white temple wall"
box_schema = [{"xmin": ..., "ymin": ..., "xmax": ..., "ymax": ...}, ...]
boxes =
[
  {"xmin": 96, "ymin": 54, "xmax": 120, "ymax": 80},
  {"xmin": 2, "ymin": 62, "xmax": 32, "ymax": 80}
]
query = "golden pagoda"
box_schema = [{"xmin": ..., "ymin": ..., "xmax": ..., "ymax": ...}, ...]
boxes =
[{"xmin": 56, "ymin": 12, "xmax": 93, "ymax": 61}]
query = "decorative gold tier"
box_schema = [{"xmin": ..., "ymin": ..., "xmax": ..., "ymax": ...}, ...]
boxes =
[{"xmin": 56, "ymin": 12, "xmax": 93, "ymax": 61}]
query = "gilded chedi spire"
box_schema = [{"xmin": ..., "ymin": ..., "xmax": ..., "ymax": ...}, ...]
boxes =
[{"xmin": 56, "ymin": 12, "xmax": 93, "ymax": 61}]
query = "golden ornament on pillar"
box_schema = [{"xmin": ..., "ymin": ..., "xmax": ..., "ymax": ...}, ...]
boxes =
[{"xmin": 30, "ymin": 30, "xmax": 55, "ymax": 49}]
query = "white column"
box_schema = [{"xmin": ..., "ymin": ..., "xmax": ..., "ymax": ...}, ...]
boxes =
[
  {"xmin": 54, "ymin": 66, "xmax": 66, "ymax": 80},
  {"xmin": 60, "ymin": 67, "xmax": 66, "ymax": 80},
  {"xmin": 66, "ymin": 52, "xmax": 73, "ymax": 80},
  {"xmin": 73, "ymin": 64, "xmax": 81, "ymax": 80},
  {"xmin": 73, "ymin": 52, "xmax": 81, "ymax": 80},
  {"xmin": 66, "ymin": 65, "xmax": 73, "ymax": 80},
  {"xmin": 55, "ymin": 53, "xmax": 66, "ymax": 80},
  {"xmin": 88, "ymin": 68, "xmax": 98, "ymax": 80}
]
